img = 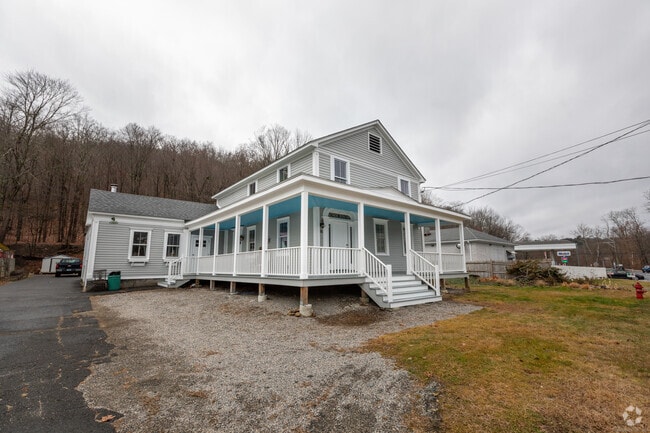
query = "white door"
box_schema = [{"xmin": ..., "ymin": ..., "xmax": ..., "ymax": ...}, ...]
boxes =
[
  {"xmin": 190, "ymin": 235, "xmax": 212, "ymax": 256},
  {"xmin": 330, "ymin": 220, "xmax": 350, "ymax": 248}
]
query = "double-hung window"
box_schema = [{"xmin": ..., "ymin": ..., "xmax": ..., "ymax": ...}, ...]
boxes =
[
  {"xmin": 277, "ymin": 218, "xmax": 289, "ymax": 248},
  {"xmin": 247, "ymin": 226, "xmax": 256, "ymax": 251},
  {"xmin": 164, "ymin": 232, "xmax": 181, "ymax": 259},
  {"xmin": 129, "ymin": 229, "xmax": 151, "ymax": 262},
  {"xmin": 373, "ymin": 219, "xmax": 389, "ymax": 255},
  {"xmin": 278, "ymin": 165, "xmax": 289, "ymax": 182},
  {"xmin": 398, "ymin": 177, "xmax": 411, "ymax": 196},
  {"xmin": 332, "ymin": 157, "xmax": 349, "ymax": 184},
  {"xmin": 248, "ymin": 181, "xmax": 257, "ymax": 195}
]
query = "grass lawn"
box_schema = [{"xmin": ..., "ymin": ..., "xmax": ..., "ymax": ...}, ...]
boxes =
[{"xmin": 367, "ymin": 283, "xmax": 650, "ymax": 432}]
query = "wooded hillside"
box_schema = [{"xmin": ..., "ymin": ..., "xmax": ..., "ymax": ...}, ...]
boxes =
[{"xmin": 0, "ymin": 71, "xmax": 307, "ymax": 247}]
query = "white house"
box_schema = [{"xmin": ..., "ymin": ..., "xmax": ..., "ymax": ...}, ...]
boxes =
[
  {"xmin": 426, "ymin": 227, "xmax": 516, "ymax": 262},
  {"xmin": 82, "ymin": 120, "xmax": 469, "ymax": 312}
]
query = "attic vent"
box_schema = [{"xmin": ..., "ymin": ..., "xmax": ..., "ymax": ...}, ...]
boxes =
[{"xmin": 368, "ymin": 133, "xmax": 381, "ymax": 154}]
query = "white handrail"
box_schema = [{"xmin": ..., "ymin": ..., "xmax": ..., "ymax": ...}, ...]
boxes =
[
  {"xmin": 166, "ymin": 257, "xmax": 184, "ymax": 284},
  {"xmin": 362, "ymin": 248, "xmax": 392, "ymax": 303},
  {"xmin": 409, "ymin": 250, "xmax": 440, "ymax": 296}
]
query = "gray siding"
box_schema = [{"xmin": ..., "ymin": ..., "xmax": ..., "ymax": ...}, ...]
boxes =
[
  {"xmin": 321, "ymin": 127, "xmax": 416, "ymax": 179},
  {"xmin": 350, "ymin": 161, "xmax": 395, "ymax": 189},
  {"xmin": 363, "ymin": 217, "xmax": 407, "ymax": 272},
  {"xmin": 319, "ymin": 153, "xmax": 330, "ymax": 179},
  {"xmin": 94, "ymin": 221, "xmax": 169, "ymax": 278},
  {"xmin": 219, "ymin": 186, "xmax": 248, "ymax": 208},
  {"xmin": 292, "ymin": 154, "xmax": 313, "ymax": 176}
]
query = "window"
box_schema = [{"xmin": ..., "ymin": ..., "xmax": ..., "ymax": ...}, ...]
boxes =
[
  {"xmin": 247, "ymin": 226, "xmax": 256, "ymax": 251},
  {"xmin": 332, "ymin": 157, "xmax": 349, "ymax": 184},
  {"xmin": 373, "ymin": 219, "xmax": 389, "ymax": 255},
  {"xmin": 129, "ymin": 229, "xmax": 151, "ymax": 262},
  {"xmin": 277, "ymin": 218, "xmax": 289, "ymax": 248},
  {"xmin": 278, "ymin": 165, "xmax": 289, "ymax": 182},
  {"xmin": 248, "ymin": 181, "xmax": 257, "ymax": 195},
  {"xmin": 368, "ymin": 133, "xmax": 382, "ymax": 154},
  {"xmin": 164, "ymin": 232, "xmax": 181, "ymax": 259},
  {"xmin": 398, "ymin": 177, "xmax": 410, "ymax": 196}
]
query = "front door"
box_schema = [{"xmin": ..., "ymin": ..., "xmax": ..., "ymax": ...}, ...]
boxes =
[
  {"xmin": 329, "ymin": 220, "xmax": 350, "ymax": 248},
  {"xmin": 327, "ymin": 220, "xmax": 354, "ymax": 272}
]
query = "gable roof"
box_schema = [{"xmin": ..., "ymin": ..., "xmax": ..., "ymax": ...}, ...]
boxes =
[
  {"xmin": 212, "ymin": 119, "xmax": 425, "ymax": 200},
  {"xmin": 439, "ymin": 227, "xmax": 515, "ymax": 246},
  {"xmin": 88, "ymin": 189, "xmax": 218, "ymax": 221}
]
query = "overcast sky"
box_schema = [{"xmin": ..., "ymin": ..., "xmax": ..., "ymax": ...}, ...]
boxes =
[{"xmin": 1, "ymin": 0, "xmax": 649, "ymax": 238}]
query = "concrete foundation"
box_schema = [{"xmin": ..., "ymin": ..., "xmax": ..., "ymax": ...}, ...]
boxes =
[{"xmin": 299, "ymin": 304, "xmax": 313, "ymax": 317}]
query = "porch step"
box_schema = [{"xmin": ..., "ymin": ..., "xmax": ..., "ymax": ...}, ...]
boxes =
[
  {"xmin": 361, "ymin": 275, "xmax": 441, "ymax": 309},
  {"xmin": 157, "ymin": 279, "xmax": 190, "ymax": 288}
]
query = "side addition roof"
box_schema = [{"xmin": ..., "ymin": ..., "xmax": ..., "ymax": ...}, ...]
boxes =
[
  {"xmin": 88, "ymin": 189, "xmax": 218, "ymax": 221},
  {"xmin": 438, "ymin": 227, "xmax": 515, "ymax": 246}
]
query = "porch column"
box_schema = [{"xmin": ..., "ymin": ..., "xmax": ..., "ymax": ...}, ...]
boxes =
[
  {"xmin": 261, "ymin": 204, "xmax": 269, "ymax": 277},
  {"xmin": 459, "ymin": 223, "xmax": 467, "ymax": 271},
  {"xmin": 435, "ymin": 218, "xmax": 443, "ymax": 272},
  {"xmin": 197, "ymin": 227, "xmax": 203, "ymax": 274},
  {"xmin": 404, "ymin": 212, "xmax": 412, "ymax": 274},
  {"xmin": 213, "ymin": 222, "xmax": 220, "ymax": 276},
  {"xmin": 299, "ymin": 191, "xmax": 309, "ymax": 279},
  {"xmin": 233, "ymin": 214, "xmax": 240, "ymax": 276},
  {"xmin": 357, "ymin": 202, "xmax": 365, "ymax": 275}
]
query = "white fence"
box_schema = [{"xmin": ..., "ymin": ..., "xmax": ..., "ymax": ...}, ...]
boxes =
[
  {"xmin": 308, "ymin": 247, "xmax": 359, "ymax": 276},
  {"xmin": 553, "ymin": 265, "xmax": 607, "ymax": 280},
  {"xmin": 236, "ymin": 251, "xmax": 262, "ymax": 275},
  {"xmin": 266, "ymin": 247, "xmax": 301, "ymax": 276},
  {"xmin": 419, "ymin": 251, "xmax": 465, "ymax": 273}
]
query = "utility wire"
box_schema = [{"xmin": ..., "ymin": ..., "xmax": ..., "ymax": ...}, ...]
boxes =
[
  {"xmin": 461, "ymin": 120, "xmax": 650, "ymax": 205},
  {"xmin": 435, "ymin": 120, "xmax": 650, "ymax": 189},
  {"xmin": 434, "ymin": 175, "xmax": 650, "ymax": 190}
]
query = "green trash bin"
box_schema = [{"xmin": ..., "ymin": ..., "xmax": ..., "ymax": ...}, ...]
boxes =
[{"xmin": 107, "ymin": 271, "xmax": 121, "ymax": 291}]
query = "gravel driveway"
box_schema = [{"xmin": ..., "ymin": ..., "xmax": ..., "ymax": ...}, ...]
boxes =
[{"xmin": 78, "ymin": 286, "xmax": 479, "ymax": 432}]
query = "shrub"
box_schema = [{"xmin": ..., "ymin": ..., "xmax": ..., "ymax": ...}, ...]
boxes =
[{"xmin": 506, "ymin": 260, "xmax": 567, "ymax": 285}]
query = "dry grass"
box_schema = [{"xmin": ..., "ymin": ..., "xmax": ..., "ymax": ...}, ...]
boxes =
[{"xmin": 367, "ymin": 284, "xmax": 650, "ymax": 433}]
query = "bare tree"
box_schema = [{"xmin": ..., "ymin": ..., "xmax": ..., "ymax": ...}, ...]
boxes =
[
  {"xmin": 645, "ymin": 189, "xmax": 650, "ymax": 213},
  {"xmin": 606, "ymin": 208, "xmax": 649, "ymax": 267},
  {"xmin": 0, "ymin": 70, "xmax": 83, "ymax": 242},
  {"xmin": 420, "ymin": 191, "xmax": 465, "ymax": 213},
  {"xmin": 247, "ymin": 124, "xmax": 311, "ymax": 165},
  {"xmin": 466, "ymin": 206, "xmax": 527, "ymax": 242}
]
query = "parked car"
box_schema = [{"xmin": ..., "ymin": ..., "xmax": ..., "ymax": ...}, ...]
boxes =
[
  {"xmin": 55, "ymin": 258, "xmax": 82, "ymax": 277},
  {"xmin": 606, "ymin": 266, "xmax": 645, "ymax": 280},
  {"xmin": 643, "ymin": 265, "xmax": 650, "ymax": 273}
]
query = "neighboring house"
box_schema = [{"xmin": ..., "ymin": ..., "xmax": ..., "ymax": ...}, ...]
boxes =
[
  {"xmin": 426, "ymin": 227, "xmax": 516, "ymax": 262},
  {"xmin": 82, "ymin": 120, "xmax": 469, "ymax": 311},
  {"xmin": 514, "ymin": 240, "xmax": 578, "ymax": 265}
]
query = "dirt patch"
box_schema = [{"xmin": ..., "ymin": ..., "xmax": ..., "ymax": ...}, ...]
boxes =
[{"xmin": 316, "ymin": 305, "xmax": 390, "ymax": 326}]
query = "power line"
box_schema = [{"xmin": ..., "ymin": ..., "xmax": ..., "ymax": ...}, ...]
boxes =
[
  {"xmin": 461, "ymin": 120, "xmax": 650, "ymax": 205},
  {"xmin": 435, "ymin": 120, "xmax": 650, "ymax": 189},
  {"xmin": 429, "ymin": 175, "xmax": 650, "ymax": 191}
]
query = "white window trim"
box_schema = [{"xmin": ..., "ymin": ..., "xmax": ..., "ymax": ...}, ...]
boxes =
[
  {"xmin": 368, "ymin": 132, "xmax": 382, "ymax": 154},
  {"xmin": 163, "ymin": 231, "xmax": 182, "ymax": 261},
  {"xmin": 277, "ymin": 164, "xmax": 291, "ymax": 183},
  {"xmin": 330, "ymin": 155, "xmax": 350, "ymax": 185},
  {"xmin": 246, "ymin": 226, "xmax": 257, "ymax": 251},
  {"xmin": 247, "ymin": 180, "xmax": 258, "ymax": 196},
  {"xmin": 277, "ymin": 217, "xmax": 290, "ymax": 248},
  {"xmin": 128, "ymin": 229, "xmax": 152, "ymax": 262},
  {"xmin": 373, "ymin": 218, "xmax": 389, "ymax": 256},
  {"xmin": 398, "ymin": 176, "xmax": 411, "ymax": 196}
]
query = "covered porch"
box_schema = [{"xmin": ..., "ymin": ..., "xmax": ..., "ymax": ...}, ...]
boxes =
[{"xmin": 166, "ymin": 176, "xmax": 468, "ymax": 310}]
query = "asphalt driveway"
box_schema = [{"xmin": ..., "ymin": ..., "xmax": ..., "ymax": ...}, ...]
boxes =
[{"xmin": 0, "ymin": 275, "xmax": 117, "ymax": 432}]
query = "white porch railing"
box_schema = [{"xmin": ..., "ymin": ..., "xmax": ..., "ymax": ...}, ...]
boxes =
[
  {"xmin": 308, "ymin": 247, "xmax": 360, "ymax": 276},
  {"xmin": 198, "ymin": 256, "xmax": 213, "ymax": 274},
  {"xmin": 409, "ymin": 250, "xmax": 440, "ymax": 296},
  {"xmin": 166, "ymin": 257, "xmax": 183, "ymax": 284},
  {"xmin": 419, "ymin": 252, "xmax": 466, "ymax": 273},
  {"xmin": 236, "ymin": 251, "xmax": 262, "ymax": 275},
  {"xmin": 186, "ymin": 256, "xmax": 198, "ymax": 274},
  {"xmin": 362, "ymin": 248, "xmax": 392, "ymax": 303},
  {"xmin": 214, "ymin": 253, "xmax": 234, "ymax": 274},
  {"xmin": 266, "ymin": 247, "xmax": 301, "ymax": 276}
]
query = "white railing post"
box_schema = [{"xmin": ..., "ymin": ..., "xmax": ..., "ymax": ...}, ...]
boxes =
[
  {"xmin": 358, "ymin": 202, "xmax": 365, "ymax": 275},
  {"xmin": 386, "ymin": 264, "xmax": 393, "ymax": 303},
  {"xmin": 213, "ymin": 222, "xmax": 219, "ymax": 276}
]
